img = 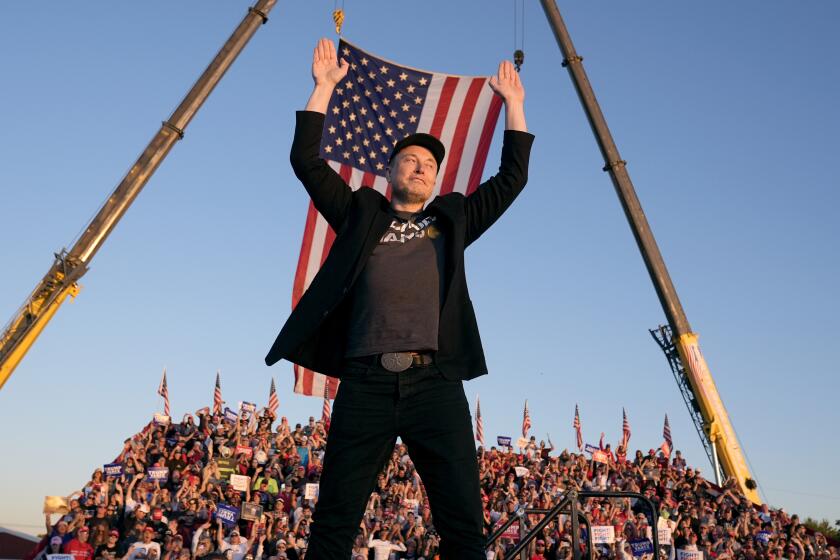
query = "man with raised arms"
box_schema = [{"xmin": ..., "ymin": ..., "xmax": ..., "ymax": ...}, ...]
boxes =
[{"xmin": 265, "ymin": 38, "xmax": 533, "ymax": 559}]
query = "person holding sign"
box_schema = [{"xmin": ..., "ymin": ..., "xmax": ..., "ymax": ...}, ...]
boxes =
[{"xmin": 264, "ymin": 37, "xmax": 532, "ymax": 560}]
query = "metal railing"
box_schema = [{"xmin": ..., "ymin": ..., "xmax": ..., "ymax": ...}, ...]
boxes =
[{"xmin": 486, "ymin": 490, "xmax": 661, "ymax": 560}]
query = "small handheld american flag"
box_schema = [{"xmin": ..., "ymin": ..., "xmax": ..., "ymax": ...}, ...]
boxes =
[
  {"xmin": 573, "ymin": 404, "xmax": 583, "ymax": 451},
  {"xmin": 268, "ymin": 378, "xmax": 279, "ymax": 417},
  {"xmin": 621, "ymin": 407, "xmax": 631, "ymax": 450},
  {"xmin": 661, "ymin": 414, "xmax": 673, "ymax": 458},
  {"xmin": 522, "ymin": 400, "xmax": 531, "ymax": 438},
  {"xmin": 321, "ymin": 383, "xmax": 332, "ymax": 431},
  {"xmin": 157, "ymin": 368, "xmax": 170, "ymax": 417},
  {"xmin": 475, "ymin": 396, "xmax": 485, "ymax": 447},
  {"xmin": 213, "ymin": 371, "xmax": 223, "ymax": 415}
]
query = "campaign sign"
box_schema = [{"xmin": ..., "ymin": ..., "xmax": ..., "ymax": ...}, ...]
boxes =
[
  {"xmin": 497, "ymin": 436, "xmax": 512, "ymax": 447},
  {"xmin": 658, "ymin": 528, "xmax": 672, "ymax": 545},
  {"xmin": 146, "ymin": 466, "xmax": 169, "ymax": 483},
  {"xmin": 230, "ymin": 474, "xmax": 250, "ymax": 492},
  {"xmin": 585, "ymin": 444, "xmax": 600, "ymax": 454},
  {"xmin": 756, "ymin": 531, "xmax": 772, "ymax": 545},
  {"xmin": 103, "ymin": 463, "xmax": 123, "ymax": 478},
  {"xmin": 514, "ymin": 466, "xmax": 530, "ymax": 478},
  {"xmin": 224, "ymin": 407, "xmax": 239, "ymax": 423},
  {"xmin": 235, "ymin": 445, "xmax": 253, "ymax": 458},
  {"xmin": 497, "ymin": 520, "xmax": 520, "ymax": 542},
  {"xmin": 304, "ymin": 483, "xmax": 320, "ymax": 500},
  {"xmin": 241, "ymin": 503, "xmax": 263, "ymax": 521},
  {"xmin": 591, "ymin": 525, "xmax": 616, "ymax": 544},
  {"xmin": 677, "ymin": 551, "xmax": 703, "ymax": 560},
  {"xmin": 216, "ymin": 457, "xmax": 236, "ymax": 479},
  {"xmin": 629, "ymin": 539, "xmax": 654, "ymax": 557},
  {"xmin": 153, "ymin": 413, "xmax": 170, "ymax": 426},
  {"xmin": 48, "ymin": 555, "xmax": 74, "ymax": 560},
  {"xmin": 43, "ymin": 496, "xmax": 70, "ymax": 514},
  {"xmin": 216, "ymin": 503, "xmax": 239, "ymax": 527},
  {"xmin": 239, "ymin": 401, "xmax": 256, "ymax": 415},
  {"xmin": 592, "ymin": 450, "xmax": 610, "ymax": 464}
]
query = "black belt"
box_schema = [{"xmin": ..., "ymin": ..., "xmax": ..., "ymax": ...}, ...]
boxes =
[{"xmin": 353, "ymin": 352, "xmax": 434, "ymax": 372}]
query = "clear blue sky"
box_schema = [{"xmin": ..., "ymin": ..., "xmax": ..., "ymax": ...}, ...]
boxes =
[{"xmin": 1, "ymin": 1, "xmax": 837, "ymax": 534}]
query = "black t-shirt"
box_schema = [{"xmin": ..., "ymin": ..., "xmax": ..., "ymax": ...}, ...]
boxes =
[
  {"xmin": 89, "ymin": 517, "xmax": 112, "ymax": 547},
  {"xmin": 167, "ymin": 453, "xmax": 187, "ymax": 473},
  {"xmin": 345, "ymin": 209, "xmax": 446, "ymax": 357},
  {"xmin": 95, "ymin": 542, "xmax": 121, "ymax": 559}
]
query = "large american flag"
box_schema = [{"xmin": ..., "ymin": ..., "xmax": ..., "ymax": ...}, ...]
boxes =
[
  {"xmin": 157, "ymin": 368, "xmax": 170, "ymax": 417},
  {"xmin": 573, "ymin": 404, "xmax": 583, "ymax": 451},
  {"xmin": 621, "ymin": 407, "xmax": 631, "ymax": 450},
  {"xmin": 213, "ymin": 371, "xmax": 223, "ymax": 415},
  {"xmin": 291, "ymin": 39, "xmax": 503, "ymax": 396},
  {"xmin": 522, "ymin": 400, "xmax": 531, "ymax": 438},
  {"xmin": 475, "ymin": 396, "xmax": 485, "ymax": 447},
  {"xmin": 661, "ymin": 414, "xmax": 673, "ymax": 458},
  {"xmin": 268, "ymin": 377, "xmax": 279, "ymax": 417}
]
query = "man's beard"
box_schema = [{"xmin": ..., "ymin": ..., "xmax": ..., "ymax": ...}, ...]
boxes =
[{"xmin": 391, "ymin": 185, "xmax": 430, "ymax": 206}]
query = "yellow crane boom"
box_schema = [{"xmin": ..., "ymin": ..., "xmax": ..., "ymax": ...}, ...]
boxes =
[
  {"xmin": 651, "ymin": 328, "xmax": 760, "ymax": 503},
  {"xmin": 0, "ymin": 0, "xmax": 277, "ymax": 391}
]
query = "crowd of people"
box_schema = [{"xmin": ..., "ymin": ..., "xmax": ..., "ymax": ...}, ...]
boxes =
[{"xmin": 34, "ymin": 407, "xmax": 837, "ymax": 560}]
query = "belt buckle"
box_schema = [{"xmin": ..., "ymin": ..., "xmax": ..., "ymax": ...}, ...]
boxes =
[{"xmin": 380, "ymin": 352, "xmax": 413, "ymax": 372}]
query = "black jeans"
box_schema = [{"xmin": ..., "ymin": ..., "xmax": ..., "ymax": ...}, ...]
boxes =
[{"xmin": 306, "ymin": 360, "xmax": 485, "ymax": 559}]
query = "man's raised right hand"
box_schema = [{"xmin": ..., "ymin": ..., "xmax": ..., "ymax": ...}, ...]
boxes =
[{"xmin": 311, "ymin": 37, "xmax": 349, "ymax": 88}]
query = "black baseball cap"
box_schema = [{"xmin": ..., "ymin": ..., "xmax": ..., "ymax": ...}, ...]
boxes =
[{"xmin": 388, "ymin": 133, "xmax": 445, "ymax": 170}]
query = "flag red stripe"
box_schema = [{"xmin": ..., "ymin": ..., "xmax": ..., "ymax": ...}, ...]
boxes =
[
  {"xmin": 428, "ymin": 76, "xmax": 459, "ymax": 139},
  {"xmin": 303, "ymin": 366, "xmax": 314, "ymax": 396},
  {"xmin": 439, "ymin": 78, "xmax": 485, "ymax": 195},
  {"xmin": 361, "ymin": 171, "xmax": 376, "ymax": 192},
  {"xmin": 466, "ymin": 95, "xmax": 503, "ymax": 195},
  {"xmin": 293, "ymin": 202, "xmax": 320, "ymax": 307}
]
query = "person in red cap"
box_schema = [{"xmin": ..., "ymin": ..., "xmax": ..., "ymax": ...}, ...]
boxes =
[
  {"xmin": 266, "ymin": 38, "xmax": 531, "ymax": 560},
  {"xmin": 95, "ymin": 530, "xmax": 121, "ymax": 560},
  {"xmin": 124, "ymin": 527, "xmax": 161, "ymax": 560},
  {"xmin": 62, "ymin": 526, "xmax": 94, "ymax": 560}
]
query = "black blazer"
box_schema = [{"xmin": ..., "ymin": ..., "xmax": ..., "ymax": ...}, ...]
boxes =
[{"xmin": 265, "ymin": 111, "xmax": 534, "ymax": 380}]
